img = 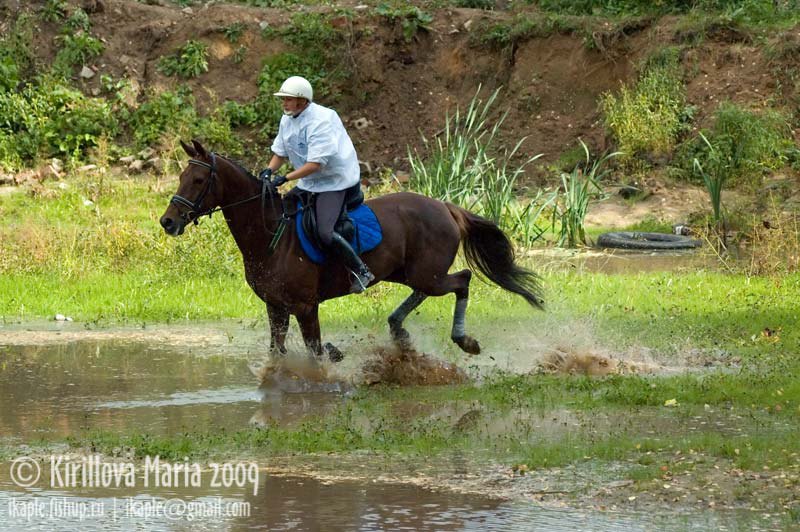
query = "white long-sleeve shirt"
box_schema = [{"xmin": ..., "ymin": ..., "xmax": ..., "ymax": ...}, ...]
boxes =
[{"xmin": 270, "ymin": 102, "xmax": 360, "ymax": 193}]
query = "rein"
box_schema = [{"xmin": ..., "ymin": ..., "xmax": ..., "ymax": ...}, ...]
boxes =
[{"xmin": 169, "ymin": 152, "xmax": 301, "ymax": 253}]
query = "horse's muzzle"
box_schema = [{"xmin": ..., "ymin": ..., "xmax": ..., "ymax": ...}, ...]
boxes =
[{"xmin": 160, "ymin": 213, "xmax": 185, "ymax": 236}]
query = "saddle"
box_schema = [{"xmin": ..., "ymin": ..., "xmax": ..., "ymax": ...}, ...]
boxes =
[{"xmin": 288, "ymin": 183, "xmax": 365, "ymax": 250}]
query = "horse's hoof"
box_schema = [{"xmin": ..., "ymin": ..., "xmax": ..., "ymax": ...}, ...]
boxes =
[
  {"xmin": 453, "ymin": 335, "xmax": 481, "ymax": 355},
  {"xmin": 323, "ymin": 342, "xmax": 344, "ymax": 363},
  {"xmin": 391, "ymin": 328, "xmax": 413, "ymax": 351}
]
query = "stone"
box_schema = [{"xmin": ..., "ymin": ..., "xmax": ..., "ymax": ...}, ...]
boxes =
[
  {"xmin": 146, "ymin": 158, "xmax": 164, "ymax": 172},
  {"xmin": 352, "ymin": 117, "xmax": 371, "ymax": 130},
  {"xmin": 128, "ymin": 160, "xmax": 145, "ymax": 172},
  {"xmin": 463, "ymin": 19, "xmax": 474, "ymax": 31},
  {"xmin": 119, "ymin": 155, "xmax": 136, "ymax": 164},
  {"xmin": 138, "ymin": 147, "xmax": 155, "ymax": 160},
  {"xmin": 79, "ymin": 66, "xmax": 95, "ymax": 79},
  {"xmin": 358, "ymin": 160, "xmax": 372, "ymax": 175}
]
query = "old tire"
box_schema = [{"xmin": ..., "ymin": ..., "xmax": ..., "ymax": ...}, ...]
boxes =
[{"xmin": 596, "ymin": 231, "xmax": 702, "ymax": 250}]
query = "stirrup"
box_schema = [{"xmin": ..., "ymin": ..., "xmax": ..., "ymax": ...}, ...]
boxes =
[{"xmin": 349, "ymin": 268, "xmax": 375, "ymax": 294}]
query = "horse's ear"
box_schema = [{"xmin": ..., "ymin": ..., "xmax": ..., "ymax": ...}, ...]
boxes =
[
  {"xmin": 191, "ymin": 139, "xmax": 207, "ymax": 158},
  {"xmin": 180, "ymin": 140, "xmax": 197, "ymax": 157}
]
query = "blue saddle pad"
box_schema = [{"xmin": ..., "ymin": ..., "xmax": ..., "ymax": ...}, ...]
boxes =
[{"xmin": 296, "ymin": 202, "xmax": 383, "ymax": 265}]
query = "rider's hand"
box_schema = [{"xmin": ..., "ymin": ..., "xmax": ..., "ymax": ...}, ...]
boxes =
[
  {"xmin": 258, "ymin": 168, "xmax": 273, "ymax": 181},
  {"xmin": 272, "ymin": 174, "xmax": 288, "ymax": 187}
]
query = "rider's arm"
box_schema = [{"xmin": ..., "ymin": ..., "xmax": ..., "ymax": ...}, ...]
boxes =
[
  {"xmin": 286, "ymin": 161, "xmax": 321, "ymax": 181},
  {"xmin": 268, "ymin": 155, "xmax": 286, "ymax": 173}
]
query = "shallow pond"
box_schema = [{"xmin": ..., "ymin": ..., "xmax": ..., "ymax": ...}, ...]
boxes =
[{"xmin": 0, "ymin": 317, "xmax": 788, "ymax": 531}]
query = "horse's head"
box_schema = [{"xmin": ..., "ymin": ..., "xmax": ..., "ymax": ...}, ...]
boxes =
[{"xmin": 160, "ymin": 139, "xmax": 223, "ymax": 236}]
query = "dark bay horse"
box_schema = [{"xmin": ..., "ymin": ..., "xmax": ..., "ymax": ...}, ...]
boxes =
[{"xmin": 160, "ymin": 140, "xmax": 543, "ymax": 361}]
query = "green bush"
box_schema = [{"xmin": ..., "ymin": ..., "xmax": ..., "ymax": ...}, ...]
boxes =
[
  {"xmin": 600, "ymin": 50, "xmax": 688, "ymax": 161},
  {"xmin": 0, "ymin": 76, "xmax": 117, "ymax": 169},
  {"xmin": 684, "ymin": 102, "xmax": 792, "ymax": 185},
  {"xmin": 222, "ymin": 22, "xmax": 245, "ymax": 43},
  {"xmin": 40, "ymin": 0, "xmax": 68, "ymax": 22},
  {"xmin": 128, "ymin": 87, "xmax": 197, "ymax": 148},
  {"xmin": 1, "ymin": 14, "xmax": 35, "ymax": 90},
  {"xmin": 157, "ymin": 40, "xmax": 209, "ymax": 79},
  {"xmin": 127, "ymin": 87, "xmax": 242, "ymax": 154},
  {"xmin": 376, "ymin": 3, "xmax": 433, "ymax": 42},
  {"xmin": 64, "ymin": 8, "xmax": 90, "ymax": 33},
  {"xmin": 53, "ymin": 32, "xmax": 104, "ymax": 75}
]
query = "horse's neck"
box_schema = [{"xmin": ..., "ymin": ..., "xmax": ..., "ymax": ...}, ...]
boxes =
[{"xmin": 217, "ymin": 160, "xmax": 283, "ymax": 256}]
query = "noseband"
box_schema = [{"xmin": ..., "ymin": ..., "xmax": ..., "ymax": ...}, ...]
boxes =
[{"xmin": 170, "ymin": 154, "xmax": 219, "ymax": 225}]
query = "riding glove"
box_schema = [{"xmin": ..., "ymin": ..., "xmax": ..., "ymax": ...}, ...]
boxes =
[
  {"xmin": 271, "ymin": 174, "xmax": 288, "ymax": 187},
  {"xmin": 258, "ymin": 168, "xmax": 273, "ymax": 181}
]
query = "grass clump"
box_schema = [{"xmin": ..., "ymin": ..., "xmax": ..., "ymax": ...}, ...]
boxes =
[
  {"xmin": 600, "ymin": 48, "xmax": 689, "ymax": 163},
  {"xmin": 157, "ymin": 40, "xmax": 209, "ymax": 79}
]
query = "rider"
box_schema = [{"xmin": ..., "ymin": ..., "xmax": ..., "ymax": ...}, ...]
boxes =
[{"xmin": 261, "ymin": 75, "xmax": 375, "ymax": 294}]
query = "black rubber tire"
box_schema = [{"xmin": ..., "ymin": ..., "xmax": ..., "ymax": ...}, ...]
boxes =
[{"xmin": 596, "ymin": 231, "xmax": 702, "ymax": 250}]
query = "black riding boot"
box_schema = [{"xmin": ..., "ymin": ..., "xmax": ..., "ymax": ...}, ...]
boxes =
[{"xmin": 329, "ymin": 232, "xmax": 375, "ymax": 294}]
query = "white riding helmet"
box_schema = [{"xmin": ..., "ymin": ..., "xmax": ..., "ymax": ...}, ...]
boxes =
[{"xmin": 273, "ymin": 76, "xmax": 313, "ymax": 102}]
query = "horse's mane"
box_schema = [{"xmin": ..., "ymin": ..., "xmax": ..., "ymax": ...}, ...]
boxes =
[{"xmin": 215, "ymin": 153, "xmax": 259, "ymax": 182}]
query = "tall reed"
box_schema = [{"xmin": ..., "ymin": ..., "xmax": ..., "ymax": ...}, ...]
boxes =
[
  {"xmin": 553, "ymin": 141, "xmax": 617, "ymax": 247},
  {"xmin": 407, "ymin": 88, "xmax": 546, "ymax": 246}
]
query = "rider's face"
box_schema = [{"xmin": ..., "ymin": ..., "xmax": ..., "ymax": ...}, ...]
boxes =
[{"xmin": 281, "ymin": 97, "xmax": 308, "ymax": 116}]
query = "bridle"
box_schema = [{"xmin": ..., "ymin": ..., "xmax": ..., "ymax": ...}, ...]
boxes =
[
  {"xmin": 170, "ymin": 152, "xmax": 272, "ymax": 224},
  {"xmin": 169, "ymin": 152, "xmax": 294, "ymax": 252},
  {"xmin": 169, "ymin": 153, "xmax": 222, "ymax": 224}
]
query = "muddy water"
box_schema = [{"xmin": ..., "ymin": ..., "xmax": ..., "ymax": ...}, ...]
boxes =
[
  {"xmin": 0, "ymin": 323, "xmax": 784, "ymax": 530},
  {"xmin": 528, "ymin": 248, "xmax": 712, "ymax": 274},
  {"xmin": 0, "ymin": 474, "xmax": 778, "ymax": 531},
  {"xmin": 0, "ymin": 329, "xmax": 346, "ymax": 442}
]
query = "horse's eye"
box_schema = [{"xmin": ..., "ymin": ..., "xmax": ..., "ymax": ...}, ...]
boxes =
[{"xmin": 193, "ymin": 177, "xmax": 205, "ymax": 185}]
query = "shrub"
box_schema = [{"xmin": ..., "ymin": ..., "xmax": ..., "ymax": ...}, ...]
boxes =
[
  {"xmin": 0, "ymin": 76, "xmax": 118, "ymax": 169},
  {"xmin": 376, "ymin": 3, "xmax": 433, "ymax": 42},
  {"xmin": 684, "ymin": 102, "xmax": 792, "ymax": 186},
  {"xmin": 222, "ymin": 22, "xmax": 245, "ymax": 44},
  {"xmin": 157, "ymin": 40, "xmax": 209, "ymax": 79},
  {"xmin": 128, "ymin": 87, "xmax": 197, "ymax": 148},
  {"xmin": 40, "ymin": 0, "xmax": 68, "ymax": 22},
  {"xmin": 53, "ymin": 32, "xmax": 104, "ymax": 75},
  {"xmin": 600, "ymin": 51, "xmax": 688, "ymax": 161},
  {"xmin": 64, "ymin": 8, "xmax": 90, "ymax": 33}
]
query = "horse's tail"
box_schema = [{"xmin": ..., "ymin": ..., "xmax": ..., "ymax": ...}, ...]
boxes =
[{"xmin": 446, "ymin": 203, "xmax": 544, "ymax": 309}]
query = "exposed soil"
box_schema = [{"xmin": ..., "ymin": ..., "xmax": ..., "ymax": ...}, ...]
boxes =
[{"xmin": 8, "ymin": 0, "xmax": 800, "ymax": 180}]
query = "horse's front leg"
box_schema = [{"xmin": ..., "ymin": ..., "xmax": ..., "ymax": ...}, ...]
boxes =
[
  {"xmin": 296, "ymin": 305, "xmax": 343, "ymax": 363},
  {"xmin": 266, "ymin": 301, "xmax": 289, "ymax": 358}
]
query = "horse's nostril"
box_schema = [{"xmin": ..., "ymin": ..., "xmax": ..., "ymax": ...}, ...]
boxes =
[{"xmin": 160, "ymin": 216, "xmax": 173, "ymax": 230}]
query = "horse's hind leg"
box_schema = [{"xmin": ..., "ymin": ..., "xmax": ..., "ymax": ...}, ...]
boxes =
[
  {"xmin": 447, "ymin": 270, "xmax": 481, "ymax": 355},
  {"xmin": 388, "ymin": 290, "xmax": 427, "ymax": 350}
]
